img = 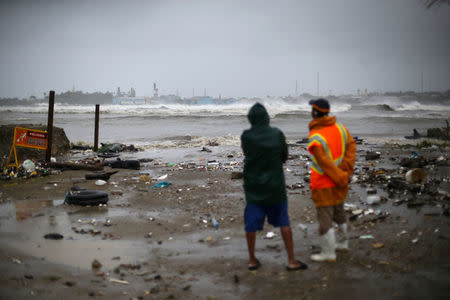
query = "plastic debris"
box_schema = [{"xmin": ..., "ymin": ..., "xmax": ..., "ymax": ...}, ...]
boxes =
[
  {"xmin": 405, "ymin": 168, "xmax": 426, "ymax": 184},
  {"xmin": 152, "ymin": 181, "xmax": 171, "ymax": 188},
  {"xmin": 359, "ymin": 235, "xmax": 374, "ymax": 239},
  {"xmin": 44, "ymin": 233, "xmax": 64, "ymax": 240},
  {"xmin": 22, "ymin": 159, "xmax": 35, "ymax": 172},
  {"xmin": 211, "ymin": 217, "xmax": 219, "ymax": 229},
  {"xmin": 95, "ymin": 180, "xmax": 107, "ymax": 186},
  {"xmin": 109, "ymin": 278, "xmax": 130, "ymax": 285},
  {"xmin": 366, "ymin": 195, "xmax": 381, "ymax": 205},
  {"xmin": 156, "ymin": 174, "xmax": 168, "ymax": 181},
  {"xmin": 372, "ymin": 242, "xmax": 384, "ymax": 249},
  {"xmin": 298, "ymin": 223, "xmax": 308, "ymax": 238},
  {"xmin": 265, "ymin": 232, "xmax": 276, "ymax": 239}
]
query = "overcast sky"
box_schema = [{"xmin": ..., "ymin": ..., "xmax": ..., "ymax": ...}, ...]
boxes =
[{"xmin": 0, "ymin": 0, "xmax": 449, "ymax": 98}]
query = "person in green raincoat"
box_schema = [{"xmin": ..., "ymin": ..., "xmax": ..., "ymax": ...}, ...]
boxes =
[{"xmin": 241, "ymin": 102, "xmax": 307, "ymax": 271}]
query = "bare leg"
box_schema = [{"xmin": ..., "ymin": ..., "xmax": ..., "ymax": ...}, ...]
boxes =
[
  {"xmin": 280, "ymin": 226, "xmax": 301, "ymax": 268},
  {"xmin": 246, "ymin": 232, "xmax": 258, "ymax": 266}
]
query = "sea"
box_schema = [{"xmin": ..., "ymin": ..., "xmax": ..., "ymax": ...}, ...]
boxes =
[{"xmin": 1, "ymin": 95, "xmax": 449, "ymax": 156}]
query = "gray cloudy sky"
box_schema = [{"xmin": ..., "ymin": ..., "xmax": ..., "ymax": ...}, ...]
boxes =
[{"xmin": 0, "ymin": 0, "xmax": 449, "ymax": 98}]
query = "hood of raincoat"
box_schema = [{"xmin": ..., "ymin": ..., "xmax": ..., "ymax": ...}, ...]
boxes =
[{"xmin": 248, "ymin": 103, "xmax": 270, "ymax": 127}]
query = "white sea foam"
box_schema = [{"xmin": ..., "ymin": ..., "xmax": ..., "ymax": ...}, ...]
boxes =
[
  {"xmin": 396, "ymin": 101, "xmax": 450, "ymax": 112},
  {"xmin": 0, "ymin": 98, "xmax": 352, "ymax": 116},
  {"xmin": 137, "ymin": 134, "xmax": 241, "ymax": 150}
]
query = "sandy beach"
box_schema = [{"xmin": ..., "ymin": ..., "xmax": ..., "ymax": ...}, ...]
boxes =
[{"xmin": 0, "ymin": 139, "xmax": 449, "ymax": 300}]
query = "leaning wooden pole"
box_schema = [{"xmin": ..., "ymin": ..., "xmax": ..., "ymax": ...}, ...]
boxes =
[
  {"xmin": 45, "ymin": 91, "xmax": 55, "ymax": 162},
  {"xmin": 94, "ymin": 104, "xmax": 100, "ymax": 152}
]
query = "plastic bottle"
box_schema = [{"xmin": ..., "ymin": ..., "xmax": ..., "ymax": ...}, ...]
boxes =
[
  {"xmin": 298, "ymin": 223, "xmax": 308, "ymax": 238},
  {"xmin": 211, "ymin": 217, "xmax": 219, "ymax": 229}
]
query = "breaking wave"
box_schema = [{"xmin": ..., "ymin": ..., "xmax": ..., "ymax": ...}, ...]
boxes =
[{"xmin": 0, "ymin": 98, "xmax": 352, "ymax": 117}]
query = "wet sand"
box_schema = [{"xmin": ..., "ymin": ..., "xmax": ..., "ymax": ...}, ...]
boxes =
[{"xmin": 0, "ymin": 141, "xmax": 449, "ymax": 299}]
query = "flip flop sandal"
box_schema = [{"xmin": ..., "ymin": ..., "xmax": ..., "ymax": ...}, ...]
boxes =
[
  {"xmin": 286, "ymin": 260, "xmax": 308, "ymax": 271},
  {"xmin": 248, "ymin": 259, "xmax": 261, "ymax": 271}
]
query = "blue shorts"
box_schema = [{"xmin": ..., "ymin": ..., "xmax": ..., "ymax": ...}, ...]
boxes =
[{"xmin": 244, "ymin": 201, "xmax": 290, "ymax": 232}]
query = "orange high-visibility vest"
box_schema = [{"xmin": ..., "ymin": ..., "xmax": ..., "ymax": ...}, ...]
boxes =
[{"xmin": 307, "ymin": 123, "xmax": 349, "ymax": 190}]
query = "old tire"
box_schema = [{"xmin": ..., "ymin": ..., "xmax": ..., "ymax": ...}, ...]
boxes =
[{"xmin": 65, "ymin": 190, "xmax": 109, "ymax": 206}]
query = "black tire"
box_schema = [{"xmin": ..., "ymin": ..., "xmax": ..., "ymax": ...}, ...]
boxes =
[{"xmin": 65, "ymin": 190, "xmax": 109, "ymax": 206}]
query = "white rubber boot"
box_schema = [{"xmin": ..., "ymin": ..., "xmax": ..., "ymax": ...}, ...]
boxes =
[
  {"xmin": 336, "ymin": 223, "xmax": 349, "ymax": 251},
  {"xmin": 310, "ymin": 228, "xmax": 336, "ymax": 262}
]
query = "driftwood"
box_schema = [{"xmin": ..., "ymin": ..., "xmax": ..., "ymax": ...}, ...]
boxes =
[
  {"xmin": 85, "ymin": 171, "xmax": 119, "ymax": 180},
  {"xmin": 49, "ymin": 162, "xmax": 103, "ymax": 171}
]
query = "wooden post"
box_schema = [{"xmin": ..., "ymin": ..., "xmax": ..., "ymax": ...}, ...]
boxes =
[
  {"xmin": 45, "ymin": 91, "xmax": 55, "ymax": 162},
  {"xmin": 94, "ymin": 104, "xmax": 100, "ymax": 152}
]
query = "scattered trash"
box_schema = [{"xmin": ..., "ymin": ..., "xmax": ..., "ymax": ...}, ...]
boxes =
[
  {"xmin": 412, "ymin": 238, "xmax": 419, "ymax": 244},
  {"xmin": 366, "ymin": 195, "xmax": 381, "ymax": 205},
  {"xmin": 22, "ymin": 159, "xmax": 36, "ymax": 173},
  {"xmin": 104, "ymin": 159, "xmax": 140, "ymax": 170},
  {"xmin": 152, "ymin": 181, "xmax": 171, "ymax": 188},
  {"xmin": 265, "ymin": 232, "xmax": 276, "ymax": 239},
  {"xmin": 44, "ymin": 233, "xmax": 64, "ymax": 240},
  {"xmin": 365, "ymin": 151, "xmax": 381, "ymax": 160},
  {"xmin": 156, "ymin": 174, "xmax": 168, "ymax": 181},
  {"xmin": 372, "ymin": 242, "xmax": 384, "ymax": 249},
  {"xmin": 85, "ymin": 171, "xmax": 118, "ymax": 180},
  {"xmin": 95, "ymin": 180, "xmax": 107, "ymax": 186},
  {"xmin": 297, "ymin": 223, "xmax": 308, "ymax": 238},
  {"xmin": 12, "ymin": 258, "xmax": 22, "ymax": 264},
  {"xmin": 359, "ymin": 235, "xmax": 374, "ymax": 239},
  {"xmin": 405, "ymin": 168, "xmax": 426, "ymax": 184},
  {"xmin": 65, "ymin": 190, "xmax": 109, "ymax": 206},
  {"xmin": 109, "ymin": 278, "xmax": 130, "ymax": 285},
  {"xmin": 92, "ymin": 259, "xmax": 102, "ymax": 269},
  {"xmin": 211, "ymin": 217, "xmax": 219, "ymax": 229},
  {"xmin": 200, "ymin": 147, "xmax": 212, "ymax": 153}
]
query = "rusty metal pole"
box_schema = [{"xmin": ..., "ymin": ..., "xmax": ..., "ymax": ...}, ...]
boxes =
[
  {"xmin": 45, "ymin": 91, "xmax": 55, "ymax": 162},
  {"xmin": 94, "ymin": 104, "xmax": 100, "ymax": 152}
]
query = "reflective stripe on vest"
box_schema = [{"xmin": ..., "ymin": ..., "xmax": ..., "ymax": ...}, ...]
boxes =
[{"xmin": 308, "ymin": 123, "xmax": 348, "ymax": 175}]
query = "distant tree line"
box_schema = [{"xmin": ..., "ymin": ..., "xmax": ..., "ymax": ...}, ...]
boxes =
[{"xmin": 0, "ymin": 91, "xmax": 113, "ymax": 106}]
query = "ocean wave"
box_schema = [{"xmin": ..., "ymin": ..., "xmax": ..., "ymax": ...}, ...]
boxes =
[
  {"xmin": 138, "ymin": 134, "xmax": 241, "ymax": 149},
  {"xmin": 0, "ymin": 99, "xmax": 352, "ymax": 116},
  {"xmin": 396, "ymin": 101, "xmax": 450, "ymax": 112}
]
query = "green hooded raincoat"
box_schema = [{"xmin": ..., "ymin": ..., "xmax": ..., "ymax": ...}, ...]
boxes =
[{"xmin": 241, "ymin": 103, "xmax": 288, "ymax": 206}]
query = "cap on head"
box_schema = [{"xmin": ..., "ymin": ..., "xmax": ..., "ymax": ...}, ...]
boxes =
[{"xmin": 309, "ymin": 98, "xmax": 330, "ymax": 113}]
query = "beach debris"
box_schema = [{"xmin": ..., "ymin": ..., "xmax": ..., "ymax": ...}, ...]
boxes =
[
  {"xmin": 12, "ymin": 258, "xmax": 22, "ymax": 264},
  {"xmin": 200, "ymin": 147, "xmax": 212, "ymax": 152},
  {"xmin": 22, "ymin": 159, "xmax": 36, "ymax": 172},
  {"xmin": 104, "ymin": 159, "xmax": 140, "ymax": 170},
  {"xmin": 372, "ymin": 242, "xmax": 384, "ymax": 249},
  {"xmin": 152, "ymin": 181, "xmax": 171, "ymax": 188},
  {"xmin": 156, "ymin": 174, "xmax": 168, "ymax": 181},
  {"xmin": 405, "ymin": 168, "xmax": 426, "ymax": 184},
  {"xmin": 298, "ymin": 223, "xmax": 308, "ymax": 237},
  {"xmin": 139, "ymin": 175, "xmax": 151, "ymax": 182},
  {"xmin": 365, "ymin": 151, "xmax": 381, "ymax": 160},
  {"xmin": 92, "ymin": 259, "xmax": 102, "ymax": 269},
  {"xmin": 99, "ymin": 143, "xmax": 141, "ymax": 153},
  {"xmin": 109, "ymin": 278, "xmax": 130, "ymax": 285},
  {"xmin": 359, "ymin": 235, "xmax": 374, "ymax": 239},
  {"xmin": 211, "ymin": 217, "xmax": 219, "ymax": 229},
  {"xmin": 95, "ymin": 179, "xmax": 107, "ymax": 186},
  {"xmin": 231, "ymin": 171, "xmax": 243, "ymax": 180},
  {"xmin": 265, "ymin": 232, "xmax": 276, "ymax": 239},
  {"xmin": 366, "ymin": 195, "xmax": 381, "ymax": 205},
  {"xmin": 85, "ymin": 171, "xmax": 118, "ymax": 180},
  {"xmin": 44, "ymin": 233, "xmax": 64, "ymax": 240},
  {"xmin": 287, "ymin": 182, "xmax": 304, "ymax": 189}
]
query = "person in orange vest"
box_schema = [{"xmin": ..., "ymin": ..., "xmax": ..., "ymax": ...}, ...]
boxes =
[{"xmin": 307, "ymin": 99, "xmax": 356, "ymax": 262}]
